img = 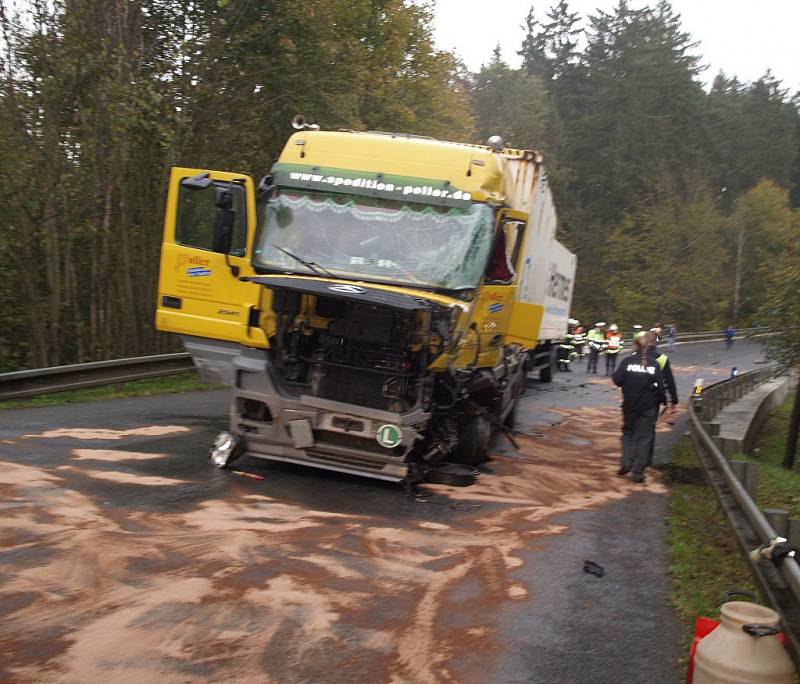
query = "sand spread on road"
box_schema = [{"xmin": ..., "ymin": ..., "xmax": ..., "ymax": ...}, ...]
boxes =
[
  {"xmin": 1, "ymin": 406, "xmax": 669, "ymax": 684},
  {"xmin": 21, "ymin": 425, "xmax": 191, "ymax": 440},
  {"xmin": 71, "ymin": 449, "xmax": 167, "ymax": 461}
]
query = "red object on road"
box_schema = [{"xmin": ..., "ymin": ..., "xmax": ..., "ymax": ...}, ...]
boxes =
[{"xmin": 232, "ymin": 470, "xmax": 264, "ymax": 481}]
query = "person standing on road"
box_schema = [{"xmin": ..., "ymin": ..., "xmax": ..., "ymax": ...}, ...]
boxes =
[
  {"xmin": 724, "ymin": 325, "xmax": 736, "ymax": 350},
  {"xmin": 586, "ymin": 322, "xmax": 606, "ymax": 374},
  {"xmin": 654, "ymin": 346, "xmax": 678, "ymax": 410},
  {"xmin": 648, "ymin": 341, "xmax": 679, "ymax": 467},
  {"xmin": 666, "ymin": 324, "xmax": 677, "ymax": 354},
  {"xmin": 572, "ymin": 322, "xmax": 586, "ymax": 360},
  {"xmin": 650, "ymin": 323, "xmax": 662, "ymax": 343},
  {"xmin": 604, "ymin": 323, "xmax": 624, "ymax": 376},
  {"xmin": 612, "ymin": 331, "xmax": 668, "ymax": 483},
  {"xmin": 559, "ymin": 319, "xmax": 577, "ymax": 372}
]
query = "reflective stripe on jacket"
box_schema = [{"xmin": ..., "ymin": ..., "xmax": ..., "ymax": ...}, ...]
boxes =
[{"xmin": 606, "ymin": 334, "xmax": 623, "ymax": 353}]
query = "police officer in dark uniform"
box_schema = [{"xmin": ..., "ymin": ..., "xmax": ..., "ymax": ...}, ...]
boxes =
[{"xmin": 612, "ymin": 331, "xmax": 668, "ymax": 483}]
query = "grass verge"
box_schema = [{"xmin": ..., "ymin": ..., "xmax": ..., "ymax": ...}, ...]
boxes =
[
  {"xmin": 665, "ymin": 438, "xmax": 756, "ymax": 640},
  {"xmin": 737, "ymin": 396, "xmax": 800, "ymax": 517},
  {"xmin": 665, "ymin": 394, "xmax": 798, "ymax": 674},
  {"xmin": 0, "ymin": 372, "xmax": 223, "ymax": 410}
]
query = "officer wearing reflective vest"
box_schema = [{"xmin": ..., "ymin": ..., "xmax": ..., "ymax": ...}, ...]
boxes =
[
  {"xmin": 572, "ymin": 322, "xmax": 586, "ymax": 359},
  {"xmin": 586, "ymin": 322, "xmax": 606, "ymax": 374},
  {"xmin": 559, "ymin": 318, "xmax": 578, "ymax": 371},
  {"xmin": 612, "ymin": 331, "xmax": 671, "ymax": 483},
  {"xmin": 655, "ymin": 346, "xmax": 678, "ymax": 408},
  {"xmin": 604, "ymin": 323, "xmax": 624, "ymax": 376}
]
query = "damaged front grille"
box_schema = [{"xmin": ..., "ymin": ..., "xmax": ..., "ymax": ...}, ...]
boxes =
[
  {"xmin": 317, "ymin": 365, "xmax": 396, "ymax": 410},
  {"xmin": 266, "ymin": 283, "xmax": 441, "ymax": 413}
]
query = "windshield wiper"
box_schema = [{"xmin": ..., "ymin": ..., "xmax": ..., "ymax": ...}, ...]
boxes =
[{"xmin": 272, "ymin": 244, "xmax": 334, "ymax": 278}]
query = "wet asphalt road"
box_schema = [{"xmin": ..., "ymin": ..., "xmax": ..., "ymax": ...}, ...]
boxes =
[{"xmin": 0, "ymin": 339, "xmax": 766, "ymax": 683}]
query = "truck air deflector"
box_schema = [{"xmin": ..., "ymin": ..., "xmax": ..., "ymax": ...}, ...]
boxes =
[
  {"xmin": 246, "ymin": 276, "xmax": 436, "ymax": 311},
  {"xmin": 271, "ymin": 162, "xmax": 473, "ymax": 208}
]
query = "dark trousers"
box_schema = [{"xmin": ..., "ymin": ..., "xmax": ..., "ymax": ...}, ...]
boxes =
[
  {"xmin": 558, "ymin": 345, "xmax": 572, "ymax": 369},
  {"xmin": 605, "ymin": 352, "xmax": 619, "ymax": 375},
  {"xmin": 621, "ymin": 410, "xmax": 658, "ymax": 476},
  {"xmin": 587, "ymin": 347, "xmax": 600, "ymax": 373}
]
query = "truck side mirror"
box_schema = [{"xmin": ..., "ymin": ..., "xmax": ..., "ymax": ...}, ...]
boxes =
[
  {"xmin": 257, "ymin": 174, "xmax": 276, "ymax": 201},
  {"xmin": 212, "ymin": 187, "xmax": 235, "ymax": 254}
]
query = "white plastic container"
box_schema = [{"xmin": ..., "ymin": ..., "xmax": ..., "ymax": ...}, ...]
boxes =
[{"xmin": 693, "ymin": 601, "xmax": 795, "ymax": 683}]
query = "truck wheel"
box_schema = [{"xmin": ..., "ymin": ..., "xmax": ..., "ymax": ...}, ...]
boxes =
[
  {"xmin": 453, "ymin": 415, "xmax": 492, "ymax": 466},
  {"xmin": 539, "ymin": 347, "xmax": 556, "ymax": 383}
]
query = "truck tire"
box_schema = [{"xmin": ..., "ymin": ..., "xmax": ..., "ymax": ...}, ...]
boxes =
[
  {"xmin": 453, "ymin": 414, "xmax": 492, "ymax": 466},
  {"xmin": 539, "ymin": 346, "xmax": 556, "ymax": 383}
]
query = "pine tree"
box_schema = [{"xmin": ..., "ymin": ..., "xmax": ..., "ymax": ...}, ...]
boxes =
[
  {"xmin": 519, "ymin": 7, "xmax": 550, "ymax": 80},
  {"xmin": 707, "ymin": 71, "xmax": 797, "ymax": 209},
  {"xmin": 471, "ymin": 48, "xmax": 554, "ymax": 151}
]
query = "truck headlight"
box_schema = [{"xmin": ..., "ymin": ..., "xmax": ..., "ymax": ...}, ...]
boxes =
[{"xmin": 209, "ymin": 431, "xmax": 243, "ymax": 469}]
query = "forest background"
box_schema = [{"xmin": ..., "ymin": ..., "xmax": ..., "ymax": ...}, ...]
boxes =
[{"xmin": 1, "ymin": 0, "xmax": 798, "ymax": 371}]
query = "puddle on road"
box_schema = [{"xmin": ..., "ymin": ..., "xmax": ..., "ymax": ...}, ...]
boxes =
[{"xmin": 0, "ymin": 404, "xmax": 671, "ymax": 684}]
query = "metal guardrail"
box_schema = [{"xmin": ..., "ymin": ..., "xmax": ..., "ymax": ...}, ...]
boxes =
[
  {"xmin": 693, "ymin": 366, "xmax": 780, "ymax": 421},
  {"xmin": 675, "ymin": 326, "xmax": 779, "ymax": 342},
  {"xmin": 690, "ymin": 367, "xmax": 800, "ymax": 664},
  {"xmin": 0, "ymin": 327, "xmax": 782, "ymax": 402},
  {"xmin": 0, "ymin": 353, "xmax": 194, "ymax": 401}
]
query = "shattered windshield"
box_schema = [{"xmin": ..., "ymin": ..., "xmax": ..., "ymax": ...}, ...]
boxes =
[{"xmin": 254, "ymin": 189, "xmax": 494, "ymax": 290}]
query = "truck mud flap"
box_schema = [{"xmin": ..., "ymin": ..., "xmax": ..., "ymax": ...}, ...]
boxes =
[
  {"xmin": 426, "ymin": 463, "xmax": 477, "ymax": 487},
  {"xmin": 181, "ymin": 335, "xmax": 241, "ymax": 386}
]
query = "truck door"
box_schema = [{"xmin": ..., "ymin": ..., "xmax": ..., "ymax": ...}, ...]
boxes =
[
  {"xmin": 503, "ymin": 209, "xmax": 544, "ymax": 348},
  {"xmin": 156, "ymin": 167, "xmax": 267, "ymax": 384},
  {"xmin": 506, "ymin": 177, "xmax": 572, "ymax": 349}
]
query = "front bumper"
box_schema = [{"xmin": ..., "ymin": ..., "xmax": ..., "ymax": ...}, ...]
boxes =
[{"xmin": 229, "ymin": 347, "xmax": 429, "ymax": 481}]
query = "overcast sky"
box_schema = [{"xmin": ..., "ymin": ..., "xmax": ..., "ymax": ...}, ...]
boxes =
[{"xmin": 433, "ymin": 0, "xmax": 800, "ymax": 94}]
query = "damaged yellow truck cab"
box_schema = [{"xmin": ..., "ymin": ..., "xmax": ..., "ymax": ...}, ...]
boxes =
[
  {"xmin": 157, "ymin": 168, "xmax": 267, "ymax": 383},
  {"xmin": 156, "ymin": 126, "xmax": 576, "ymax": 484}
]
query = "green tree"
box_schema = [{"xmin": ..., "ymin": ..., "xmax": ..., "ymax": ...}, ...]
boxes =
[
  {"xmin": 556, "ymin": 1, "xmax": 707, "ymax": 315},
  {"xmin": 756, "ymin": 210, "xmax": 800, "ymax": 468},
  {"xmin": 0, "ymin": 0, "xmax": 476, "ymax": 370},
  {"xmin": 471, "ymin": 47, "xmax": 554, "ymax": 151},
  {"xmin": 519, "ymin": 1, "xmax": 582, "ymax": 84},
  {"xmin": 706, "ymin": 72, "xmax": 798, "ymax": 210},
  {"xmin": 604, "ymin": 172, "xmax": 726, "ymax": 330},
  {"xmin": 728, "ymin": 180, "xmax": 796, "ymax": 324},
  {"xmin": 517, "ymin": 1, "xmax": 585, "ymax": 194}
]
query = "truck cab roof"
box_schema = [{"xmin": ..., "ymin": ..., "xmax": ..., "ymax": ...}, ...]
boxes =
[{"xmin": 276, "ymin": 130, "xmax": 543, "ymax": 209}]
